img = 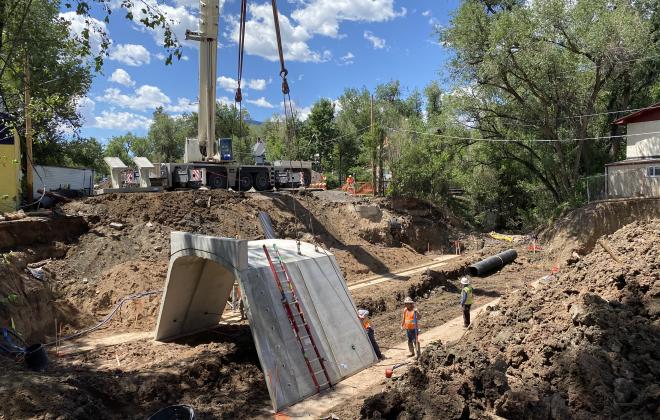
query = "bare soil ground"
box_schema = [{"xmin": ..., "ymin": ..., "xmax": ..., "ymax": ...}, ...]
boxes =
[
  {"xmin": 0, "ymin": 189, "xmax": 457, "ymax": 419},
  {"xmin": 359, "ymin": 220, "xmax": 659, "ymax": 420},
  {"xmin": 2, "ymin": 192, "xmax": 655, "ymax": 419}
]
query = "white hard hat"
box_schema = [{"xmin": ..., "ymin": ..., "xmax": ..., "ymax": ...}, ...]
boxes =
[
  {"xmin": 404, "ymin": 297, "xmax": 414, "ymax": 304},
  {"xmin": 461, "ymin": 277, "xmax": 470, "ymax": 285},
  {"xmin": 357, "ymin": 309, "xmax": 369, "ymax": 319}
]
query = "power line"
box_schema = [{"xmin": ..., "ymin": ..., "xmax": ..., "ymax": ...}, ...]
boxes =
[{"xmin": 385, "ymin": 126, "xmax": 660, "ymax": 143}]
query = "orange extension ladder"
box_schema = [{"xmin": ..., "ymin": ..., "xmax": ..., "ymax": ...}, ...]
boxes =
[{"xmin": 262, "ymin": 244, "xmax": 333, "ymax": 393}]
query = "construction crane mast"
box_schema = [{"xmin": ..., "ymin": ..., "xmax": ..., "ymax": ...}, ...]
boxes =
[{"xmin": 185, "ymin": 0, "xmax": 219, "ymax": 160}]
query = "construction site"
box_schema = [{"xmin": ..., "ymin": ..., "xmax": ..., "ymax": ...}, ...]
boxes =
[
  {"xmin": 1, "ymin": 0, "xmax": 660, "ymax": 419},
  {"xmin": 0, "ymin": 190, "xmax": 657, "ymax": 419}
]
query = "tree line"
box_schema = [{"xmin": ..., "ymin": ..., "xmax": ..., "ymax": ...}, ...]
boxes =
[{"xmin": 3, "ymin": 0, "xmax": 659, "ymax": 230}]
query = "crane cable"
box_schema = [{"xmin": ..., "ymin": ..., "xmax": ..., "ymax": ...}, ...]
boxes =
[
  {"xmin": 232, "ymin": 0, "xmax": 248, "ymax": 200},
  {"xmin": 271, "ymin": 0, "xmax": 307, "ymax": 253}
]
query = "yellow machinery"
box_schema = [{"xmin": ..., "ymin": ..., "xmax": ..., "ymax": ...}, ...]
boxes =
[{"xmin": 0, "ymin": 129, "xmax": 21, "ymax": 213}]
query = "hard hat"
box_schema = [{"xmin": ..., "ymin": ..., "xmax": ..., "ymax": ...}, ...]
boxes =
[
  {"xmin": 357, "ymin": 309, "xmax": 369, "ymax": 319},
  {"xmin": 461, "ymin": 277, "xmax": 470, "ymax": 285},
  {"xmin": 404, "ymin": 297, "xmax": 414, "ymax": 304}
]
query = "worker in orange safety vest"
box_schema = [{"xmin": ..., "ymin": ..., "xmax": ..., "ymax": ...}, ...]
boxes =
[
  {"xmin": 346, "ymin": 174, "xmax": 355, "ymax": 195},
  {"xmin": 401, "ymin": 296, "xmax": 421, "ymax": 358},
  {"xmin": 358, "ymin": 309, "xmax": 384, "ymax": 360}
]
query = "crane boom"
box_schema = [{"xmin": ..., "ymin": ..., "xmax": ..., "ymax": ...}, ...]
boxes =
[{"xmin": 186, "ymin": 0, "xmax": 219, "ymax": 160}]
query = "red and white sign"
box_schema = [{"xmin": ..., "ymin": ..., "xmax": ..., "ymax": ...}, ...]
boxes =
[{"xmin": 191, "ymin": 169, "xmax": 202, "ymax": 181}]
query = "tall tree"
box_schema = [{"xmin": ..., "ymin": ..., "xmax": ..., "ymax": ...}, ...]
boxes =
[
  {"xmin": 148, "ymin": 108, "xmax": 182, "ymax": 162},
  {"xmin": 441, "ymin": 0, "xmax": 657, "ymax": 205},
  {"xmin": 1, "ymin": 0, "xmax": 92, "ymax": 163},
  {"xmin": 304, "ymin": 99, "xmax": 340, "ymax": 169}
]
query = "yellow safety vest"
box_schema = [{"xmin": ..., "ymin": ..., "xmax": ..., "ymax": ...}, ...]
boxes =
[{"xmin": 463, "ymin": 286, "xmax": 474, "ymax": 305}]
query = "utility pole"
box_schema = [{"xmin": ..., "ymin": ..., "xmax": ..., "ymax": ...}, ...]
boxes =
[
  {"xmin": 370, "ymin": 94, "xmax": 376, "ymax": 195},
  {"xmin": 24, "ymin": 55, "xmax": 33, "ymax": 201}
]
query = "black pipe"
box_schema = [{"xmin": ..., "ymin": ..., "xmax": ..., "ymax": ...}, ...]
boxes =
[
  {"xmin": 258, "ymin": 212, "xmax": 277, "ymax": 239},
  {"xmin": 468, "ymin": 249, "xmax": 517, "ymax": 276}
]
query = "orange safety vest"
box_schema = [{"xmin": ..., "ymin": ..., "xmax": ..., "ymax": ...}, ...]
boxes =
[
  {"xmin": 402, "ymin": 309, "xmax": 418, "ymax": 330},
  {"xmin": 361, "ymin": 318, "xmax": 371, "ymax": 330}
]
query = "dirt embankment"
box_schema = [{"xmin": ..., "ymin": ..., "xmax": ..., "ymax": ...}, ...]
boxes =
[
  {"xmin": 540, "ymin": 197, "xmax": 660, "ymax": 266},
  {"xmin": 361, "ymin": 220, "xmax": 659, "ymax": 419},
  {"xmin": 0, "ymin": 189, "xmax": 459, "ymax": 419}
]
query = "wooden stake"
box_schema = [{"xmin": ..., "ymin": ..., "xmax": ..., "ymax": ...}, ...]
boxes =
[{"xmin": 598, "ymin": 239, "xmax": 622, "ymax": 264}]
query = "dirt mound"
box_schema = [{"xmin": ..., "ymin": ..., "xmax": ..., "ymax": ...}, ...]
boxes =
[
  {"xmin": 363, "ymin": 219, "xmax": 659, "ymax": 419},
  {"xmin": 0, "ymin": 325, "xmax": 269, "ymax": 419},
  {"xmin": 0, "ymin": 245, "xmax": 87, "ymax": 343},
  {"xmin": 540, "ymin": 197, "xmax": 660, "ymax": 266}
]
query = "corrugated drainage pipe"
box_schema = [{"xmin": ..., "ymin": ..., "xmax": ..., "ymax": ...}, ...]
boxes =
[{"xmin": 468, "ymin": 249, "xmax": 518, "ymax": 277}]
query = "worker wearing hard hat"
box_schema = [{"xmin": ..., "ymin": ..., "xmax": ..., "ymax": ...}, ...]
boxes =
[
  {"xmin": 460, "ymin": 277, "xmax": 474, "ymax": 328},
  {"xmin": 357, "ymin": 309, "xmax": 384, "ymax": 360},
  {"xmin": 401, "ymin": 297, "xmax": 421, "ymax": 358},
  {"xmin": 346, "ymin": 174, "xmax": 355, "ymax": 195}
]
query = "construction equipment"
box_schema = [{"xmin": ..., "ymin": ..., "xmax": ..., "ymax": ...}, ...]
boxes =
[
  {"xmin": 102, "ymin": 0, "xmax": 322, "ymax": 193},
  {"xmin": 262, "ymin": 243, "xmax": 333, "ymax": 393},
  {"xmin": 468, "ymin": 249, "xmax": 518, "ymax": 276}
]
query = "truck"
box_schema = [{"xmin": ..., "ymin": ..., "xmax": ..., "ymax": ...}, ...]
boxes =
[
  {"xmin": 161, "ymin": 0, "xmax": 320, "ymax": 191},
  {"xmin": 106, "ymin": 0, "xmax": 321, "ymax": 193}
]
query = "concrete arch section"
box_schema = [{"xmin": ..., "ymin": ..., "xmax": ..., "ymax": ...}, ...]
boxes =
[{"xmin": 154, "ymin": 232, "xmax": 377, "ymax": 411}]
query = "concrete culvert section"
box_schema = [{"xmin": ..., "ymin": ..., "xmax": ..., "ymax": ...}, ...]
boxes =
[{"xmin": 155, "ymin": 232, "xmax": 377, "ymax": 411}]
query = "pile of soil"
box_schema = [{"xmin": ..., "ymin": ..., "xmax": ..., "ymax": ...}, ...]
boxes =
[
  {"xmin": 362, "ymin": 220, "xmax": 659, "ymax": 419},
  {"xmin": 0, "ymin": 325, "xmax": 269, "ymax": 419}
]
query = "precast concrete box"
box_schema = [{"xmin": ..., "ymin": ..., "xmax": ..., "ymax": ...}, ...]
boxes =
[{"xmin": 155, "ymin": 232, "xmax": 377, "ymax": 411}]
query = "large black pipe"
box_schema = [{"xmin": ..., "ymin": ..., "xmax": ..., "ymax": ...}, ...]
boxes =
[
  {"xmin": 258, "ymin": 211, "xmax": 277, "ymax": 239},
  {"xmin": 468, "ymin": 249, "xmax": 518, "ymax": 276}
]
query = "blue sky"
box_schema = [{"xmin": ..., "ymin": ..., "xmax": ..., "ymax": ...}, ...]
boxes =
[{"xmin": 63, "ymin": 0, "xmax": 460, "ymax": 142}]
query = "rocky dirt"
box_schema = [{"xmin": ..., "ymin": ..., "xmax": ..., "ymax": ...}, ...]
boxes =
[
  {"xmin": 0, "ymin": 189, "xmax": 458, "ymax": 419},
  {"xmin": 360, "ymin": 220, "xmax": 659, "ymax": 420}
]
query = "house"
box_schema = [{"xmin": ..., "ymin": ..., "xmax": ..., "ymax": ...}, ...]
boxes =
[
  {"xmin": 0, "ymin": 116, "xmax": 21, "ymax": 214},
  {"xmin": 605, "ymin": 103, "xmax": 660, "ymax": 198}
]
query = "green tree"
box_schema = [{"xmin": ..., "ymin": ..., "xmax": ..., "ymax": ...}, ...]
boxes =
[
  {"xmin": 441, "ymin": 0, "xmax": 657, "ymax": 215},
  {"xmin": 1, "ymin": 0, "xmax": 92, "ymax": 163},
  {"xmin": 104, "ymin": 134, "xmax": 132, "ymax": 166},
  {"xmin": 304, "ymin": 99, "xmax": 339, "ymax": 169},
  {"xmin": 148, "ymin": 108, "xmax": 182, "ymax": 162},
  {"xmin": 63, "ymin": 137, "xmax": 105, "ymax": 174}
]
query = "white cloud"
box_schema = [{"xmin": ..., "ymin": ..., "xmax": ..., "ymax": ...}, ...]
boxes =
[
  {"xmin": 166, "ymin": 97, "xmax": 198, "ymax": 113},
  {"xmin": 96, "ymin": 85, "xmax": 171, "ymax": 111},
  {"xmin": 246, "ymin": 97, "xmax": 275, "ymax": 108},
  {"xmin": 77, "ymin": 97, "xmax": 96, "ymax": 123},
  {"xmin": 94, "ymin": 111, "xmax": 152, "ymax": 130},
  {"xmin": 182, "ymin": 55, "xmax": 190, "ymax": 61},
  {"xmin": 109, "ymin": 69, "xmax": 135, "ymax": 87},
  {"xmin": 340, "ymin": 52, "xmax": 355, "ymax": 65},
  {"xmin": 422, "ymin": 10, "xmax": 431, "ymax": 17},
  {"xmin": 364, "ymin": 31, "xmax": 386, "ymax": 49},
  {"xmin": 217, "ymin": 75, "xmax": 270, "ymax": 92},
  {"xmin": 280, "ymin": 100, "xmax": 311, "ymax": 120},
  {"xmin": 291, "ymin": 0, "xmax": 406, "ymax": 38},
  {"xmin": 246, "ymin": 78, "xmax": 268, "ymax": 90},
  {"xmin": 218, "ymin": 76, "xmax": 238, "ymax": 92},
  {"xmin": 226, "ymin": 4, "xmax": 328, "ymax": 63},
  {"xmin": 59, "ymin": 12, "xmax": 108, "ymax": 54},
  {"xmin": 109, "ymin": 44, "xmax": 151, "ymax": 66}
]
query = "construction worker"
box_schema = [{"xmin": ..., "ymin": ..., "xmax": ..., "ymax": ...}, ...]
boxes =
[
  {"xmin": 460, "ymin": 277, "xmax": 474, "ymax": 327},
  {"xmin": 401, "ymin": 297, "xmax": 421, "ymax": 358},
  {"xmin": 346, "ymin": 174, "xmax": 355, "ymax": 195},
  {"xmin": 358, "ymin": 309, "xmax": 384, "ymax": 360}
]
